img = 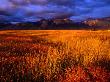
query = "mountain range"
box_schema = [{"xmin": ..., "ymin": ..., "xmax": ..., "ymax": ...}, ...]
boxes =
[{"xmin": 0, "ymin": 17, "xmax": 110, "ymax": 30}]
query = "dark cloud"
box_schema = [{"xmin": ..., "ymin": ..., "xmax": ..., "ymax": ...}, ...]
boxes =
[{"xmin": 0, "ymin": 0, "xmax": 110, "ymax": 22}]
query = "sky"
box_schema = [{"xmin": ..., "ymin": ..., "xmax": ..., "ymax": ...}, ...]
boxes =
[{"xmin": 0, "ymin": 0, "xmax": 110, "ymax": 22}]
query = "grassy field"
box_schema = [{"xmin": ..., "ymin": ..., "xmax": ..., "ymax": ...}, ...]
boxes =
[{"xmin": 0, "ymin": 30, "xmax": 110, "ymax": 82}]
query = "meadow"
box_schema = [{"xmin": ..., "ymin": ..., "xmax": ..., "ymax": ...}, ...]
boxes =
[{"xmin": 0, "ymin": 30, "xmax": 110, "ymax": 82}]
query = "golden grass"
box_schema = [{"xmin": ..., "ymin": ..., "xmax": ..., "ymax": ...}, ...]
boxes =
[{"xmin": 0, "ymin": 30, "xmax": 110, "ymax": 82}]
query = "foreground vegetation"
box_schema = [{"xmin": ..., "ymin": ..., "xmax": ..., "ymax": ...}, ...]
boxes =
[{"xmin": 0, "ymin": 30, "xmax": 110, "ymax": 82}]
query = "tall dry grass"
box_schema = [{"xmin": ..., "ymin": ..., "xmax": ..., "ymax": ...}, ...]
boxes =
[{"xmin": 0, "ymin": 30, "xmax": 110, "ymax": 82}]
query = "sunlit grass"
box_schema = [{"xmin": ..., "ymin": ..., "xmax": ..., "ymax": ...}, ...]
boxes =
[{"xmin": 0, "ymin": 30, "xmax": 110, "ymax": 82}]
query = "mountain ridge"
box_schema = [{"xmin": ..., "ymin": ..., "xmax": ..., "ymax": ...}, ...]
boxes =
[{"xmin": 0, "ymin": 17, "xmax": 110, "ymax": 30}]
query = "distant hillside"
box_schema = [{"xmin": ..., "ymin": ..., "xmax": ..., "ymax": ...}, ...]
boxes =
[
  {"xmin": 0, "ymin": 18, "xmax": 90, "ymax": 30},
  {"xmin": 0, "ymin": 17, "xmax": 110, "ymax": 30},
  {"xmin": 83, "ymin": 17, "xmax": 110, "ymax": 30}
]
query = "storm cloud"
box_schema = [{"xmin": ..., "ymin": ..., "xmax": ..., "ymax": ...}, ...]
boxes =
[{"xmin": 0, "ymin": 0, "xmax": 110, "ymax": 22}]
